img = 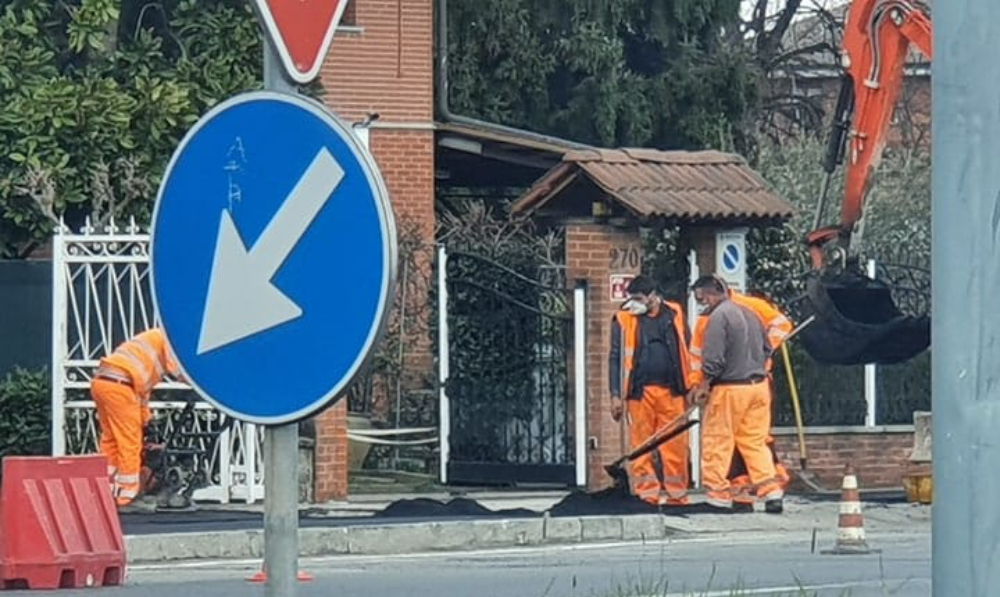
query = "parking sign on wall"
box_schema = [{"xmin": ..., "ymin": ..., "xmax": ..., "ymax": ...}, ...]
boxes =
[{"xmin": 715, "ymin": 229, "xmax": 747, "ymax": 292}]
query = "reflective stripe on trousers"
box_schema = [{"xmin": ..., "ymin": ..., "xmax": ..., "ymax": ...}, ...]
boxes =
[{"xmin": 91, "ymin": 378, "xmax": 145, "ymax": 491}]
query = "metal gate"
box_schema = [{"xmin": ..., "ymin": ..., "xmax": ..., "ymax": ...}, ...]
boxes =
[
  {"xmin": 437, "ymin": 246, "xmax": 587, "ymax": 487},
  {"xmin": 51, "ymin": 218, "xmax": 265, "ymax": 503}
]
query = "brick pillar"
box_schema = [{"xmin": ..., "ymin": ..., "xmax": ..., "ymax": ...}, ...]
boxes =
[
  {"xmin": 311, "ymin": 0, "xmax": 435, "ymax": 501},
  {"xmin": 566, "ymin": 223, "xmax": 642, "ymax": 490},
  {"xmin": 684, "ymin": 226, "xmax": 717, "ymax": 277},
  {"xmin": 313, "ymin": 401, "xmax": 348, "ymax": 501}
]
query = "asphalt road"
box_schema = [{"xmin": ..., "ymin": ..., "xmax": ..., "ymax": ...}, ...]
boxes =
[{"xmin": 20, "ymin": 529, "xmax": 929, "ymax": 597}]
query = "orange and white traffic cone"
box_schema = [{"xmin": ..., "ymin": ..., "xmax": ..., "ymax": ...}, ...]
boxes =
[{"xmin": 823, "ymin": 463, "xmax": 878, "ymax": 555}]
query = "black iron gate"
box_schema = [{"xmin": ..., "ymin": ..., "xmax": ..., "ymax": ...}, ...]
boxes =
[{"xmin": 442, "ymin": 250, "xmax": 576, "ymax": 486}]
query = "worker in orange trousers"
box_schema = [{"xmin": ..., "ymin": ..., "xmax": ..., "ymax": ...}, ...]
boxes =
[
  {"xmin": 690, "ymin": 279, "xmax": 792, "ymax": 512},
  {"xmin": 609, "ymin": 275, "xmax": 694, "ymax": 507},
  {"xmin": 688, "ymin": 276, "xmax": 785, "ymax": 512},
  {"xmin": 90, "ymin": 327, "xmax": 182, "ymax": 507}
]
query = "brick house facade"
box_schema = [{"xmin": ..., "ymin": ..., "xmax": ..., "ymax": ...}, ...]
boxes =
[{"xmin": 314, "ymin": 0, "xmax": 436, "ymax": 501}]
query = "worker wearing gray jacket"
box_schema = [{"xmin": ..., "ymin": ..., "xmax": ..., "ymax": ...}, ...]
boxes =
[{"xmin": 689, "ymin": 275, "xmax": 784, "ymax": 512}]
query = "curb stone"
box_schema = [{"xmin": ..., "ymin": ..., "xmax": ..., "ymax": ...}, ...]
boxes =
[{"xmin": 124, "ymin": 515, "xmax": 690, "ymax": 563}]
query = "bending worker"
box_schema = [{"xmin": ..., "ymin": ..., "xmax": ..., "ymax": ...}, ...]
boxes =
[
  {"xmin": 688, "ymin": 275, "xmax": 784, "ymax": 512},
  {"xmin": 689, "ymin": 279, "xmax": 791, "ymax": 512},
  {"xmin": 609, "ymin": 275, "xmax": 693, "ymax": 507},
  {"xmin": 90, "ymin": 327, "xmax": 181, "ymax": 507}
]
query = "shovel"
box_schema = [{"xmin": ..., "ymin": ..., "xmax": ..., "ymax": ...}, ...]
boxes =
[
  {"xmin": 776, "ymin": 315, "xmax": 828, "ymax": 492},
  {"xmin": 604, "ymin": 405, "xmax": 700, "ymax": 487}
]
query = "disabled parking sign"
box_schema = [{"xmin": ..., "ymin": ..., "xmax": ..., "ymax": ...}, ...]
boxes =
[{"xmin": 151, "ymin": 91, "xmax": 397, "ymax": 424}]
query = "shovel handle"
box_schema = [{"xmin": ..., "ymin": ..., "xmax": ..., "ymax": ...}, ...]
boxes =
[{"xmin": 782, "ymin": 342, "xmax": 808, "ymax": 465}]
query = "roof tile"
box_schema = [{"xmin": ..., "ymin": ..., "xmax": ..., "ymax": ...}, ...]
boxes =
[{"xmin": 513, "ymin": 149, "xmax": 794, "ymax": 222}]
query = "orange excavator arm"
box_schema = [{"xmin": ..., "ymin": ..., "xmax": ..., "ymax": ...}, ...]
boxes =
[{"xmin": 807, "ymin": 0, "xmax": 932, "ymax": 268}]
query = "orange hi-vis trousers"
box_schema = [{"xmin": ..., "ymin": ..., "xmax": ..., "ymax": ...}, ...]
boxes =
[
  {"xmin": 728, "ymin": 376, "xmax": 789, "ymax": 504},
  {"xmin": 91, "ymin": 377, "xmax": 148, "ymax": 506},
  {"xmin": 729, "ymin": 435, "xmax": 790, "ymax": 505},
  {"xmin": 701, "ymin": 380, "xmax": 784, "ymax": 507},
  {"xmin": 627, "ymin": 385, "xmax": 689, "ymax": 506}
]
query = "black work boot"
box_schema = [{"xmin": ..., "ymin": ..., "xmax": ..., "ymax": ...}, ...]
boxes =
[
  {"xmin": 733, "ymin": 502, "xmax": 754, "ymax": 513},
  {"xmin": 764, "ymin": 498, "xmax": 784, "ymax": 514}
]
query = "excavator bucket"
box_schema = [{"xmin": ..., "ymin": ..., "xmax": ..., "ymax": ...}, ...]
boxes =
[{"xmin": 796, "ymin": 270, "xmax": 930, "ymax": 365}]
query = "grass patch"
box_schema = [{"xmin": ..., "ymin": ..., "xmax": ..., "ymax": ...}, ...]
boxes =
[{"xmin": 592, "ymin": 566, "xmax": 834, "ymax": 597}]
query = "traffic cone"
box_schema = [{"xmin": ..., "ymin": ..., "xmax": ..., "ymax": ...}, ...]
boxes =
[
  {"xmin": 823, "ymin": 463, "xmax": 878, "ymax": 555},
  {"xmin": 246, "ymin": 566, "xmax": 313, "ymax": 582}
]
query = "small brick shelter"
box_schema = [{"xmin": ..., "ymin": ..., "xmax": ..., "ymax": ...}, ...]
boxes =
[{"xmin": 512, "ymin": 148, "xmax": 793, "ymax": 489}]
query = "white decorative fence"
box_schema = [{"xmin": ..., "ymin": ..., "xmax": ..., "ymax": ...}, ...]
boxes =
[{"xmin": 50, "ymin": 218, "xmax": 264, "ymax": 503}]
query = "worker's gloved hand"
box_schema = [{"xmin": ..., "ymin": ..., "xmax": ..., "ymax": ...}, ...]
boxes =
[
  {"xmin": 684, "ymin": 389, "xmax": 698, "ymax": 408},
  {"xmin": 610, "ymin": 398, "xmax": 624, "ymax": 422},
  {"xmin": 686, "ymin": 383, "xmax": 710, "ymax": 408}
]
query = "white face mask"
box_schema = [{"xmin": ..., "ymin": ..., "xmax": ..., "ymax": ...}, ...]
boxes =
[{"xmin": 625, "ymin": 299, "xmax": 649, "ymax": 315}]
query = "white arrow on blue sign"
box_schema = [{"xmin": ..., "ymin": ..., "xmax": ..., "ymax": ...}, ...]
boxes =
[{"xmin": 151, "ymin": 91, "xmax": 397, "ymax": 425}]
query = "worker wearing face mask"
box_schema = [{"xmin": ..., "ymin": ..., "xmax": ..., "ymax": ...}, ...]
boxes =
[{"xmin": 608, "ymin": 275, "xmax": 693, "ymax": 506}]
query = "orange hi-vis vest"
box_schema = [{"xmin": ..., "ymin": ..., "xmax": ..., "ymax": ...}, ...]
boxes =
[
  {"xmin": 616, "ymin": 299, "xmax": 693, "ymax": 399},
  {"xmin": 689, "ymin": 291, "xmax": 793, "ymax": 385},
  {"xmin": 98, "ymin": 328, "xmax": 180, "ymax": 400}
]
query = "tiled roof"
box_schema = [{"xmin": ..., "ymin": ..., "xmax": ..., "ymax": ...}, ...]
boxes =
[{"xmin": 512, "ymin": 148, "xmax": 794, "ymax": 223}]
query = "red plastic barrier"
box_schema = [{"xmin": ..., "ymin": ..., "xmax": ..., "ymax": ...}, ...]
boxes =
[{"xmin": 0, "ymin": 455, "xmax": 126, "ymax": 590}]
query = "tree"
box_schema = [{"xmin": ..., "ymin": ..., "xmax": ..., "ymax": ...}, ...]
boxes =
[
  {"xmin": 0, "ymin": 0, "xmax": 265, "ymax": 258},
  {"xmin": 447, "ymin": 0, "xmax": 760, "ymax": 152},
  {"xmin": 746, "ymin": 134, "xmax": 930, "ymax": 305},
  {"xmin": 741, "ymin": 0, "xmax": 846, "ymax": 141}
]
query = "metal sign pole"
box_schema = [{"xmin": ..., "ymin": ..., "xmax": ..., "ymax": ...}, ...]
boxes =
[
  {"xmin": 263, "ymin": 38, "xmax": 299, "ymax": 597},
  {"xmin": 933, "ymin": 2, "xmax": 1000, "ymax": 594},
  {"xmin": 152, "ymin": 8, "xmax": 393, "ymax": 597},
  {"xmin": 264, "ymin": 424, "xmax": 299, "ymax": 597}
]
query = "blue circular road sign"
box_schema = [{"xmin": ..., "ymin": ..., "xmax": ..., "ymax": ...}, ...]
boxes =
[
  {"xmin": 722, "ymin": 243, "xmax": 741, "ymax": 274},
  {"xmin": 151, "ymin": 91, "xmax": 396, "ymax": 424}
]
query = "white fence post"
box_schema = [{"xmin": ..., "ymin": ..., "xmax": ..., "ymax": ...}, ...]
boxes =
[
  {"xmin": 687, "ymin": 249, "xmax": 701, "ymax": 488},
  {"xmin": 436, "ymin": 244, "xmax": 450, "ymax": 484},
  {"xmin": 865, "ymin": 258, "xmax": 878, "ymax": 427},
  {"xmin": 51, "ymin": 227, "xmax": 67, "ymax": 456},
  {"xmin": 573, "ymin": 280, "xmax": 588, "ymax": 487}
]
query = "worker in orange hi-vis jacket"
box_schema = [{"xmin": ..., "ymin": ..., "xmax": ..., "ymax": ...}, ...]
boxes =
[
  {"xmin": 687, "ymin": 275, "xmax": 784, "ymax": 513},
  {"xmin": 90, "ymin": 327, "xmax": 182, "ymax": 508},
  {"xmin": 689, "ymin": 278, "xmax": 792, "ymax": 513},
  {"xmin": 609, "ymin": 275, "xmax": 694, "ymax": 507}
]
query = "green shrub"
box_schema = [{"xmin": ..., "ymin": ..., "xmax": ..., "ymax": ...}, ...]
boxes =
[{"xmin": 0, "ymin": 367, "xmax": 51, "ymax": 461}]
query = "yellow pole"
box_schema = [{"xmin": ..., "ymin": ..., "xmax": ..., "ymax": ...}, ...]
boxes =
[{"xmin": 781, "ymin": 342, "xmax": 808, "ymax": 467}]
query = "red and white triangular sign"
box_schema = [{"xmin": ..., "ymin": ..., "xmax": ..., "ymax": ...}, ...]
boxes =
[{"xmin": 253, "ymin": 0, "xmax": 350, "ymax": 84}]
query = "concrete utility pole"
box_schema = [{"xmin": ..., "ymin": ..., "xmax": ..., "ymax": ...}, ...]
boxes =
[
  {"xmin": 932, "ymin": 2, "xmax": 1000, "ymax": 594},
  {"xmin": 262, "ymin": 39, "xmax": 301, "ymax": 597}
]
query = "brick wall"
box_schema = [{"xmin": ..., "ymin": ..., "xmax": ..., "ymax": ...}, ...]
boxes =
[
  {"xmin": 370, "ymin": 130, "xmax": 435, "ymax": 232},
  {"xmin": 311, "ymin": 0, "xmax": 435, "ymax": 502},
  {"xmin": 773, "ymin": 428, "xmax": 916, "ymax": 489},
  {"xmin": 566, "ymin": 223, "xmax": 643, "ymax": 490},
  {"xmin": 370, "ymin": 128, "xmax": 436, "ymax": 397},
  {"xmin": 320, "ymin": 0, "xmax": 433, "ymax": 123},
  {"xmin": 684, "ymin": 227, "xmax": 716, "ymax": 278},
  {"xmin": 314, "ymin": 401, "xmax": 348, "ymax": 501}
]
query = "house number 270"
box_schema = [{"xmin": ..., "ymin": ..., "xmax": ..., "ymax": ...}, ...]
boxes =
[{"xmin": 609, "ymin": 246, "xmax": 640, "ymax": 269}]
